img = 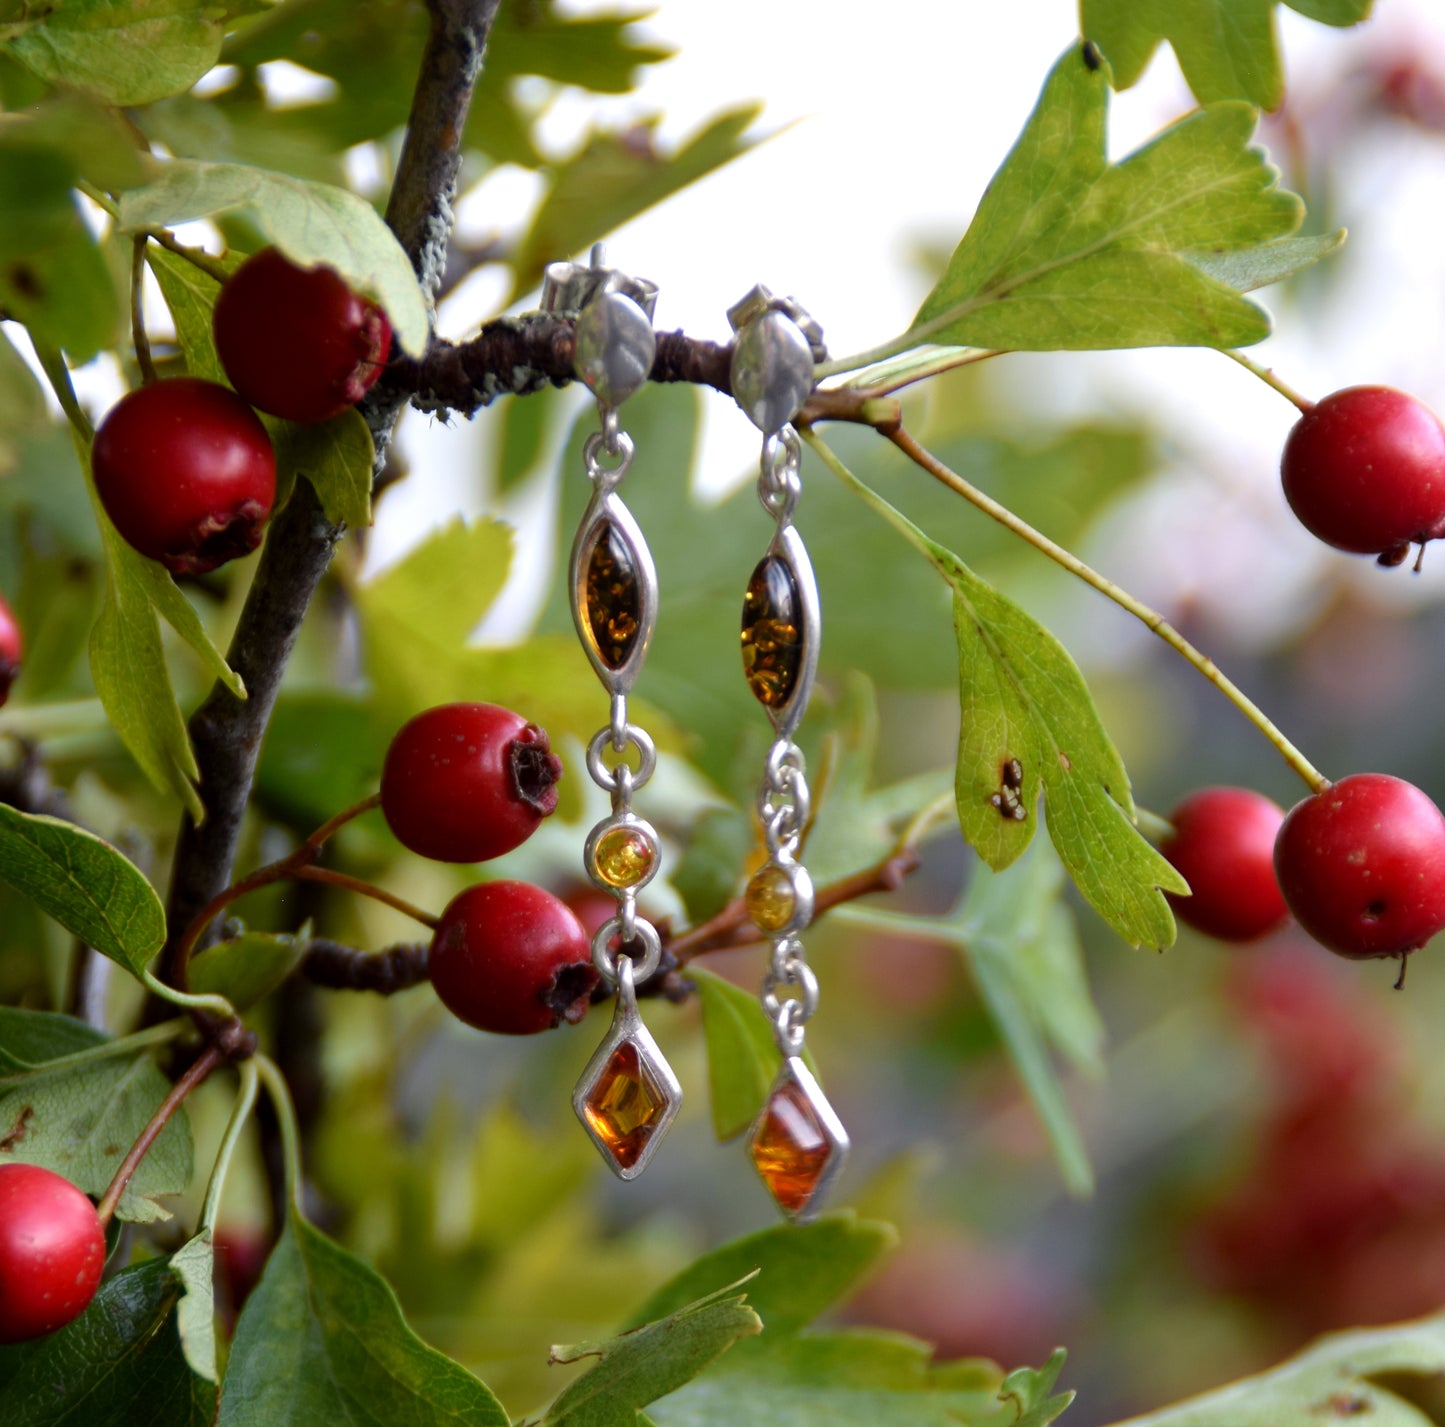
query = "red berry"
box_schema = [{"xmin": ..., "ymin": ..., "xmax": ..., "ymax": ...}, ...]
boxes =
[
  {"xmin": 91, "ymin": 377, "xmax": 276, "ymax": 576},
  {"xmin": 1280, "ymin": 386, "xmax": 1445, "ymax": 563},
  {"xmin": 1160, "ymin": 787, "xmax": 1290, "ymax": 941},
  {"xmin": 214, "ymin": 247, "xmax": 392, "ymax": 424},
  {"xmin": 1274, "ymin": 773, "xmax": 1445, "ymax": 961},
  {"xmin": 0, "ymin": 1163, "xmax": 105, "ymax": 1343},
  {"xmin": 380, "ymin": 703, "xmax": 562, "ymax": 864},
  {"xmin": 428, "ymin": 880, "xmax": 597, "ymax": 1034},
  {"xmin": 0, "ymin": 591, "xmax": 20, "ymax": 707}
]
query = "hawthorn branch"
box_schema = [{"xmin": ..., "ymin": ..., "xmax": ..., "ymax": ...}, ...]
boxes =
[{"xmin": 159, "ymin": 0, "xmax": 499, "ymax": 983}]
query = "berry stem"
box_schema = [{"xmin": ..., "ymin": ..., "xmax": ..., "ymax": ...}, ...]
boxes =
[
  {"xmin": 807, "ymin": 426, "xmax": 1331, "ymax": 796},
  {"xmin": 129, "ymin": 236, "xmax": 158, "ymax": 387},
  {"xmin": 31, "ymin": 342, "xmax": 95, "ymax": 444},
  {"xmin": 96, "ymin": 1043, "xmax": 224, "ymax": 1227},
  {"xmin": 304, "ymin": 791, "xmax": 382, "ymax": 851},
  {"xmin": 140, "ymin": 969, "xmax": 237, "ymax": 1020},
  {"xmin": 199, "ymin": 1057, "xmax": 260, "ymax": 1235},
  {"xmin": 1223, "ymin": 348, "xmax": 1314, "ymax": 413},
  {"xmin": 294, "ymin": 866, "xmax": 440, "ymax": 929},
  {"xmin": 254, "ymin": 1054, "xmax": 303, "ymax": 1210}
]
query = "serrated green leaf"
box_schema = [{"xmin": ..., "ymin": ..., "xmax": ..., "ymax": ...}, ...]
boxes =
[
  {"xmin": 912, "ymin": 45, "xmax": 1308, "ymax": 352},
  {"xmin": 1105, "ymin": 1311, "xmax": 1445, "ymax": 1426},
  {"xmin": 692, "ymin": 967, "xmax": 819, "ymax": 1141},
  {"xmin": 544, "ymin": 1278, "xmax": 762, "ymax": 1427},
  {"xmin": 0, "ymin": 802, "xmax": 164, "ymax": 973},
  {"xmin": 189, "ymin": 930, "xmax": 305, "ymax": 1009},
  {"xmin": 219, "ymin": 1212, "xmax": 509, "ymax": 1427},
  {"xmin": 0, "ymin": 1258, "xmax": 216, "ymax": 1424},
  {"xmin": 1003, "ymin": 1350, "xmax": 1074, "ymax": 1427},
  {"xmin": 0, "ymin": 1032, "xmax": 192, "ymax": 1222},
  {"xmin": 4, "ymin": 0, "xmax": 226, "ymax": 106},
  {"xmin": 89, "ymin": 513, "xmax": 204, "ymax": 821},
  {"xmin": 1081, "ymin": 0, "xmax": 1374, "ymax": 108},
  {"xmin": 146, "ymin": 241, "xmax": 235, "ymax": 384},
  {"xmin": 943, "ymin": 545, "xmax": 1186, "ymax": 948},
  {"xmin": 508, "ymin": 105, "xmax": 763, "ymax": 301},
  {"xmin": 130, "ymin": 551, "xmax": 247, "ymax": 698},
  {"xmin": 120, "ymin": 159, "xmax": 429, "ymax": 354},
  {"xmin": 172, "ymin": 1231, "xmax": 218, "ymax": 1382},
  {"xmin": 626, "ymin": 1214, "xmax": 897, "ymax": 1345}
]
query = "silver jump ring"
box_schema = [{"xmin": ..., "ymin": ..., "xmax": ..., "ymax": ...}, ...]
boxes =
[
  {"xmin": 591, "ymin": 913, "xmax": 663, "ymax": 985},
  {"xmin": 587, "ymin": 723, "xmax": 657, "ymax": 792},
  {"xmin": 583, "ymin": 428, "xmax": 635, "ymax": 489}
]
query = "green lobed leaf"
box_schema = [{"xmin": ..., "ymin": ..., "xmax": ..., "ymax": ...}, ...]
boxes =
[
  {"xmin": 692, "ymin": 968, "xmax": 819, "ymax": 1142},
  {"xmin": 89, "ymin": 511, "xmax": 205, "ymax": 821},
  {"xmin": 911, "ymin": 44, "xmax": 1314, "ymax": 352},
  {"xmin": 942, "ymin": 540, "xmax": 1186, "ymax": 948},
  {"xmin": 0, "ymin": 1258, "xmax": 216, "ymax": 1424},
  {"xmin": 0, "ymin": 1012, "xmax": 192, "ymax": 1222},
  {"xmin": 219, "ymin": 1212, "xmax": 510, "ymax": 1427},
  {"xmin": 543, "ymin": 1279, "xmax": 763, "ymax": 1427},
  {"xmin": 1081, "ymin": 0, "xmax": 1375, "ymax": 108},
  {"xmin": 146, "ymin": 240, "xmax": 234, "ymax": 385},
  {"xmin": 1003, "ymin": 1350, "xmax": 1075, "ymax": 1427},
  {"xmin": 625, "ymin": 1216, "xmax": 1044, "ymax": 1427},
  {"xmin": 0, "ymin": 802, "xmax": 165, "ymax": 974},
  {"xmin": 120, "ymin": 159, "xmax": 430, "ymax": 354},
  {"xmin": 172, "ymin": 1231, "xmax": 218, "ymax": 1383},
  {"xmin": 1185, "ymin": 229, "xmax": 1345, "ymax": 292},
  {"xmin": 3, "ymin": 0, "xmax": 226, "ymax": 107},
  {"xmin": 189, "ymin": 930, "xmax": 307, "ymax": 1009},
  {"xmin": 1104, "ymin": 1310, "xmax": 1445, "ymax": 1426},
  {"xmin": 508, "ymin": 105, "xmax": 763, "ymax": 301}
]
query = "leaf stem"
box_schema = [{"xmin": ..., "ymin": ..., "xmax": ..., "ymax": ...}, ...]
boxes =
[
  {"xmin": 75, "ymin": 178, "xmax": 119, "ymax": 219},
  {"xmin": 1223, "ymin": 348, "xmax": 1313, "ymax": 413},
  {"xmin": 141, "ymin": 969, "xmax": 237, "ymax": 1020},
  {"xmin": 813, "ymin": 425, "xmax": 1328, "ymax": 794},
  {"xmin": 833, "ymin": 344, "xmax": 1002, "ymax": 394},
  {"xmin": 254, "ymin": 1054, "xmax": 302, "ymax": 1210},
  {"xmin": 130, "ymin": 236, "xmax": 159, "ymax": 385},
  {"xmin": 97, "ymin": 1043, "xmax": 223, "ymax": 1227},
  {"xmin": 0, "ymin": 1018, "xmax": 186, "ymax": 1082},
  {"xmin": 200, "ymin": 1058, "xmax": 259, "ymax": 1233},
  {"xmin": 140, "ymin": 226, "xmax": 232, "ymax": 286}
]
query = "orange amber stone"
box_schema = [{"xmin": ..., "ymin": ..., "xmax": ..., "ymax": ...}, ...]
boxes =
[
  {"xmin": 582, "ymin": 519, "xmax": 642, "ymax": 670},
  {"xmin": 581, "ymin": 1040, "xmax": 668, "ymax": 1172},
  {"xmin": 750, "ymin": 1079, "xmax": 832, "ymax": 1214},
  {"xmin": 594, "ymin": 825, "xmax": 655, "ymax": 888},
  {"xmin": 740, "ymin": 554, "xmax": 802, "ymax": 708}
]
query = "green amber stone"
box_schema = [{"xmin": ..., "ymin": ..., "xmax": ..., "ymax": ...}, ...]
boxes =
[
  {"xmin": 582, "ymin": 519, "xmax": 641, "ymax": 670},
  {"xmin": 740, "ymin": 554, "xmax": 802, "ymax": 709}
]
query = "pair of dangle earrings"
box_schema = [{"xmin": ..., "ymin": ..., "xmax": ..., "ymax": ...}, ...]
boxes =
[{"xmin": 541, "ymin": 251, "xmax": 848, "ymax": 1220}]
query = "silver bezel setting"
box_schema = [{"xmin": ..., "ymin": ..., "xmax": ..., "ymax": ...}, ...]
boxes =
[
  {"xmin": 746, "ymin": 1055, "xmax": 849, "ymax": 1223},
  {"xmin": 572, "ymin": 958, "xmax": 682, "ymax": 1182},
  {"xmin": 570, "ymin": 488, "xmax": 658, "ymax": 697},
  {"xmin": 757, "ymin": 522, "xmax": 820, "ymax": 742}
]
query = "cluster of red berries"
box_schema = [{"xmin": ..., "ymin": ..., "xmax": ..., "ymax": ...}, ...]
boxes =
[
  {"xmin": 380, "ymin": 702, "xmax": 599, "ymax": 1036},
  {"xmin": 1161, "ymin": 775, "xmax": 1445, "ymax": 968},
  {"xmin": 91, "ymin": 248, "xmax": 392, "ymax": 576}
]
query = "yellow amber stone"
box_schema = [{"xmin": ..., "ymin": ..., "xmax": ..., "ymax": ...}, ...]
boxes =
[
  {"xmin": 582, "ymin": 520, "xmax": 642, "ymax": 670},
  {"xmin": 746, "ymin": 864, "xmax": 796, "ymax": 933},
  {"xmin": 750, "ymin": 1080, "xmax": 832, "ymax": 1215},
  {"xmin": 740, "ymin": 554, "xmax": 802, "ymax": 708},
  {"xmin": 594, "ymin": 825, "xmax": 655, "ymax": 888},
  {"xmin": 582, "ymin": 1041, "xmax": 667, "ymax": 1172}
]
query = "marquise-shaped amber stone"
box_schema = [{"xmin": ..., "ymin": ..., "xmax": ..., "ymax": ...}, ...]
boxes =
[
  {"xmin": 582, "ymin": 519, "xmax": 642, "ymax": 670},
  {"xmin": 582, "ymin": 1040, "xmax": 668, "ymax": 1172},
  {"xmin": 740, "ymin": 554, "xmax": 802, "ymax": 709},
  {"xmin": 750, "ymin": 1079, "xmax": 833, "ymax": 1214}
]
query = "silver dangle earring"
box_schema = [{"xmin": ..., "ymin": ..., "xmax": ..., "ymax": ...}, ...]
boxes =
[
  {"xmin": 728, "ymin": 286, "xmax": 848, "ymax": 1221},
  {"xmin": 541, "ymin": 246, "xmax": 681, "ymax": 1180}
]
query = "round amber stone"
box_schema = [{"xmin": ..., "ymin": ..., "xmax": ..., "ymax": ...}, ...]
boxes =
[
  {"xmin": 594, "ymin": 825, "xmax": 655, "ymax": 888},
  {"xmin": 747, "ymin": 864, "xmax": 797, "ymax": 933}
]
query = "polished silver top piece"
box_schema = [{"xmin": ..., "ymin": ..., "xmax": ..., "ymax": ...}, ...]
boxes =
[
  {"xmin": 731, "ymin": 309, "xmax": 815, "ymax": 435},
  {"xmin": 574, "ymin": 290, "xmax": 656, "ymax": 408}
]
